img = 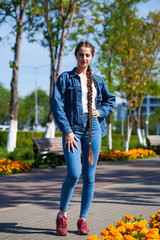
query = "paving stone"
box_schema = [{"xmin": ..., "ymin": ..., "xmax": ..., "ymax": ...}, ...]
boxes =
[{"xmin": 0, "ymin": 157, "xmax": 160, "ymax": 239}]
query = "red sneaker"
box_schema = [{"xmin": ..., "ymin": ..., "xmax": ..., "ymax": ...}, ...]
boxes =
[
  {"xmin": 56, "ymin": 213, "xmax": 68, "ymax": 236},
  {"xmin": 77, "ymin": 218, "xmax": 90, "ymax": 235}
]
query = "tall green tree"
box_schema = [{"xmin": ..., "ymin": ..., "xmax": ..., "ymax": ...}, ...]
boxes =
[
  {"xmin": 0, "ymin": 0, "xmax": 32, "ymax": 151},
  {"xmin": 117, "ymin": 11, "xmax": 160, "ymax": 148},
  {"xmin": 137, "ymin": 11, "xmax": 160, "ymax": 140},
  {"xmin": 92, "ymin": 1, "xmax": 119, "ymax": 150},
  {"xmin": 25, "ymin": 0, "xmax": 95, "ymax": 138},
  {"xmin": 92, "ymin": 0, "xmax": 160, "ymax": 150},
  {"xmin": 92, "ymin": 0, "xmax": 147, "ymax": 150}
]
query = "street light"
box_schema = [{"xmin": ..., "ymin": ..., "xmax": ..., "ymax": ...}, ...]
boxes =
[
  {"xmin": 35, "ymin": 67, "xmax": 38, "ymax": 127},
  {"xmin": 21, "ymin": 64, "xmax": 49, "ymax": 129}
]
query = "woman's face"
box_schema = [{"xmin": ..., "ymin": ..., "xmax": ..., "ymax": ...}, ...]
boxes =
[{"xmin": 76, "ymin": 46, "xmax": 93, "ymax": 69}]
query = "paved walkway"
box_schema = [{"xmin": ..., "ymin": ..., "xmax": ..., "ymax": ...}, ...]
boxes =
[{"xmin": 0, "ymin": 157, "xmax": 160, "ymax": 239}]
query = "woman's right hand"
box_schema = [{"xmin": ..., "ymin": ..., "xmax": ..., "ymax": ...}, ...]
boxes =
[{"xmin": 65, "ymin": 132, "xmax": 79, "ymax": 152}]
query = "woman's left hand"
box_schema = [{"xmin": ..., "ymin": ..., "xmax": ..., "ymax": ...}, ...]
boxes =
[{"xmin": 92, "ymin": 109, "xmax": 100, "ymax": 118}]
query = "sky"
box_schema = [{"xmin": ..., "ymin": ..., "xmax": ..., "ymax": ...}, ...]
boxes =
[{"xmin": 0, "ymin": 0, "xmax": 160, "ymax": 101}]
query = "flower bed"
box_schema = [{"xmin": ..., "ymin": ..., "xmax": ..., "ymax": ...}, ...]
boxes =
[
  {"xmin": 87, "ymin": 210, "xmax": 160, "ymax": 240},
  {"xmin": 99, "ymin": 148, "xmax": 157, "ymax": 162},
  {"xmin": 0, "ymin": 159, "xmax": 32, "ymax": 176}
]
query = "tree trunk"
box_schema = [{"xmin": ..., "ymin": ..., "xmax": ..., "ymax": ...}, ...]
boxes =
[
  {"xmin": 135, "ymin": 105, "xmax": 143, "ymax": 145},
  {"xmin": 125, "ymin": 103, "xmax": 134, "ymax": 151},
  {"xmin": 7, "ymin": 27, "xmax": 22, "ymax": 152},
  {"xmin": 107, "ymin": 114, "xmax": 112, "ymax": 150},
  {"xmin": 141, "ymin": 105, "xmax": 147, "ymax": 146},
  {"xmin": 44, "ymin": 3, "xmax": 56, "ymax": 138}
]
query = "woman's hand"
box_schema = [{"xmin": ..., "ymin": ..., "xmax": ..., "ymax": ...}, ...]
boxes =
[
  {"xmin": 92, "ymin": 109, "xmax": 100, "ymax": 118},
  {"xmin": 65, "ymin": 132, "xmax": 79, "ymax": 152}
]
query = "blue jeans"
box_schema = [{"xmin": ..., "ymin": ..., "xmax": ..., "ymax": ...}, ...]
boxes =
[{"xmin": 60, "ymin": 114, "xmax": 101, "ymax": 218}]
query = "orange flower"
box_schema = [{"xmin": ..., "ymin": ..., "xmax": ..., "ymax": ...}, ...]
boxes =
[
  {"xmin": 124, "ymin": 222, "xmax": 134, "ymax": 230},
  {"xmin": 106, "ymin": 225, "xmax": 115, "ymax": 231},
  {"xmin": 125, "ymin": 215, "xmax": 133, "ymax": 220},
  {"xmin": 116, "ymin": 220, "xmax": 125, "ymax": 227},
  {"xmin": 117, "ymin": 226, "xmax": 126, "ymax": 233},
  {"xmin": 101, "ymin": 230, "xmax": 109, "ymax": 236}
]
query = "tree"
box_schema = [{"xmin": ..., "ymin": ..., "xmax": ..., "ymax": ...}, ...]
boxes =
[
  {"xmin": 0, "ymin": 0, "xmax": 32, "ymax": 151},
  {"xmin": 92, "ymin": 0, "xmax": 146, "ymax": 150},
  {"xmin": 117, "ymin": 11, "xmax": 160, "ymax": 149},
  {"xmin": 26, "ymin": 0, "xmax": 94, "ymax": 138},
  {"xmin": 136, "ymin": 11, "xmax": 160, "ymax": 142},
  {"xmin": 92, "ymin": 1, "xmax": 119, "ymax": 149},
  {"xmin": 0, "ymin": 83, "xmax": 10, "ymax": 124}
]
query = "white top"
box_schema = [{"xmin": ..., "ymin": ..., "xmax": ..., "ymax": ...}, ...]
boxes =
[{"xmin": 81, "ymin": 81, "xmax": 97, "ymax": 113}]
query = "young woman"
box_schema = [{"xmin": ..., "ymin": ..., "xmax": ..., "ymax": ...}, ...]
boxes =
[{"xmin": 51, "ymin": 41, "xmax": 115, "ymax": 236}]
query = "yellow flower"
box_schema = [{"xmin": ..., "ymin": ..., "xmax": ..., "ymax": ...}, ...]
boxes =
[
  {"xmin": 149, "ymin": 228, "xmax": 159, "ymax": 234},
  {"xmin": 124, "ymin": 222, "xmax": 134, "ymax": 230},
  {"xmin": 123, "ymin": 235, "xmax": 136, "ymax": 240},
  {"xmin": 140, "ymin": 227, "xmax": 149, "ymax": 234},
  {"xmin": 134, "ymin": 220, "xmax": 147, "ymax": 230},
  {"xmin": 87, "ymin": 235, "xmax": 100, "ymax": 240},
  {"xmin": 117, "ymin": 226, "xmax": 126, "ymax": 233},
  {"xmin": 110, "ymin": 228, "xmax": 122, "ymax": 237}
]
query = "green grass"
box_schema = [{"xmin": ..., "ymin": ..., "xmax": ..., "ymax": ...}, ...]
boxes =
[{"xmin": 0, "ymin": 146, "xmax": 35, "ymax": 165}]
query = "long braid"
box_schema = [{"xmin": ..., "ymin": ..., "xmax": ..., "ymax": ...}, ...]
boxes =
[
  {"xmin": 87, "ymin": 65, "xmax": 94, "ymax": 165},
  {"xmin": 75, "ymin": 41, "xmax": 95, "ymax": 165}
]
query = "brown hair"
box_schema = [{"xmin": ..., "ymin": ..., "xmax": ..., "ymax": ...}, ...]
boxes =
[{"xmin": 75, "ymin": 41, "xmax": 95, "ymax": 165}]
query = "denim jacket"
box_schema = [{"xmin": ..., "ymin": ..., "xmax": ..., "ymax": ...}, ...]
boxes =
[{"xmin": 51, "ymin": 68, "xmax": 116, "ymax": 137}]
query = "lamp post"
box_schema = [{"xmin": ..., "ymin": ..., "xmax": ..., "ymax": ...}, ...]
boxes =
[
  {"xmin": 35, "ymin": 67, "xmax": 38, "ymax": 127},
  {"xmin": 21, "ymin": 64, "xmax": 49, "ymax": 130}
]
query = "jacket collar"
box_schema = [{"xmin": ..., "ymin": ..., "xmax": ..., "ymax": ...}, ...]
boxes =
[
  {"xmin": 69, "ymin": 68, "xmax": 79, "ymax": 78},
  {"xmin": 69, "ymin": 67, "xmax": 98, "ymax": 84}
]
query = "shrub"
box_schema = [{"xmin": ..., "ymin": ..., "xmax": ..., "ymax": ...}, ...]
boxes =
[
  {"xmin": 0, "ymin": 131, "xmax": 62, "ymax": 147},
  {"xmin": 0, "ymin": 131, "xmax": 8, "ymax": 147}
]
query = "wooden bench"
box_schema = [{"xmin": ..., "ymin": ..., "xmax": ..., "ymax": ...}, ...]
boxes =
[
  {"xmin": 32, "ymin": 137, "xmax": 64, "ymax": 167},
  {"xmin": 146, "ymin": 135, "xmax": 160, "ymax": 154}
]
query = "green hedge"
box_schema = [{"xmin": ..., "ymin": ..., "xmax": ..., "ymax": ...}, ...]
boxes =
[
  {"xmin": 0, "ymin": 131, "xmax": 44, "ymax": 147},
  {"xmin": 0, "ymin": 131, "xmax": 8, "ymax": 147},
  {"xmin": 0, "ymin": 130, "xmax": 138, "ymax": 149}
]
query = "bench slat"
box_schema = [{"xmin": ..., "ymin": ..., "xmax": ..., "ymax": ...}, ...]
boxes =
[
  {"xmin": 147, "ymin": 135, "xmax": 160, "ymax": 146},
  {"xmin": 32, "ymin": 137, "xmax": 64, "ymax": 167},
  {"xmin": 32, "ymin": 137, "xmax": 63, "ymax": 152}
]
